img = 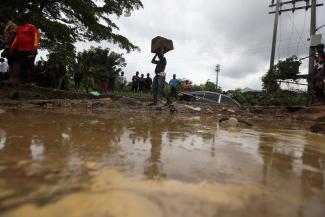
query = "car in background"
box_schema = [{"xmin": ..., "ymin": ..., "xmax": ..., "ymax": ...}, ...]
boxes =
[{"xmin": 178, "ymin": 91, "xmax": 241, "ymax": 106}]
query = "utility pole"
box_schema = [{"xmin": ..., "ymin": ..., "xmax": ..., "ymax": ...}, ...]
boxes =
[
  {"xmin": 268, "ymin": 0, "xmax": 323, "ymax": 90},
  {"xmin": 308, "ymin": 0, "xmax": 317, "ymax": 93},
  {"xmin": 270, "ymin": 0, "xmax": 281, "ymax": 73},
  {"xmin": 215, "ymin": 64, "xmax": 220, "ymax": 89}
]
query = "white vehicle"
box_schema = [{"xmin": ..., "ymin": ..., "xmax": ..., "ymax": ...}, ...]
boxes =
[{"xmin": 179, "ymin": 91, "xmax": 241, "ymax": 106}]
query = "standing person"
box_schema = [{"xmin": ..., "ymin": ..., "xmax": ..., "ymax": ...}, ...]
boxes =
[
  {"xmin": 99, "ymin": 73, "xmax": 108, "ymax": 94},
  {"xmin": 74, "ymin": 63, "xmax": 83, "ymax": 90},
  {"xmin": 139, "ymin": 73, "xmax": 146, "ymax": 93},
  {"xmin": 145, "ymin": 73, "xmax": 152, "ymax": 93},
  {"xmin": 313, "ymin": 44, "xmax": 325, "ymax": 102},
  {"xmin": 0, "ymin": 15, "xmax": 17, "ymax": 69},
  {"xmin": 0, "ymin": 58, "xmax": 9, "ymax": 81},
  {"xmin": 151, "ymin": 52, "xmax": 171, "ymax": 105},
  {"xmin": 131, "ymin": 71, "xmax": 140, "ymax": 92},
  {"xmin": 34, "ymin": 61, "xmax": 44, "ymax": 86},
  {"xmin": 108, "ymin": 73, "xmax": 116, "ymax": 92},
  {"xmin": 84, "ymin": 63, "xmax": 95, "ymax": 92},
  {"xmin": 44, "ymin": 63, "xmax": 56, "ymax": 88},
  {"xmin": 169, "ymin": 74, "xmax": 180, "ymax": 98},
  {"xmin": 56, "ymin": 63, "xmax": 67, "ymax": 90},
  {"xmin": 182, "ymin": 80, "xmax": 192, "ymax": 92},
  {"xmin": 11, "ymin": 15, "xmax": 40, "ymax": 83},
  {"xmin": 118, "ymin": 71, "xmax": 127, "ymax": 92}
]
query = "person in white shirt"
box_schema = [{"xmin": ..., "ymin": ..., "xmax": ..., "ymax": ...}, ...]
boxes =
[
  {"xmin": 0, "ymin": 58, "xmax": 9, "ymax": 81},
  {"xmin": 118, "ymin": 71, "xmax": 127, "ymax": 91}
]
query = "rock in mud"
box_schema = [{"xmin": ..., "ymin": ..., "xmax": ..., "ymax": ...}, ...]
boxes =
[
  {"xmin": 228, "ymin": 117, "xmax": 239, "ymax": 127},
  {"xmin": 219, "ymin": 117, "xmax": 253, "ymax": 128},
  {"xmin": 310, "ymin": 116, "xmax": 325, "ymax": 134},
  {"xmin": 9, "ymin": 89, "xmax": 19, "ymax": 100},
  {"xmin": 219, "ymin": 117, "xmax": 238, "ymax": 127}
]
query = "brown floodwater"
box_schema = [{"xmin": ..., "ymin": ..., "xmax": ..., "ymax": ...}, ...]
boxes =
[{"xmin": 0, "ymin": 109, "xmax": 324, "ymax": 217}]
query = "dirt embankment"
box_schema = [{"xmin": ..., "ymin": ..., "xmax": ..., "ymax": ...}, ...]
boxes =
[{"xmin": 1, "ymin": 84, "xmax": 325, "ymax": 134}]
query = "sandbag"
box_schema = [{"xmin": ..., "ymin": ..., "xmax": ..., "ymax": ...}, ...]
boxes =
[{"xmin": 151, "ymin": 36, "xmax": 174, "ymax": 54}]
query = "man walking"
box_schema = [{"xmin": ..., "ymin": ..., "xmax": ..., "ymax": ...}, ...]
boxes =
[{"xmin": 151, "ymin": 52, "xmax": 171, "ymax": 105}]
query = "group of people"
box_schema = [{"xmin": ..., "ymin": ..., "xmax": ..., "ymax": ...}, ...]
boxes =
[
  {"xmin": 0, "ymin": 13, "xmax": 187, "ymax": 106},
  {"xmin": 129, "ymin": 64, "xmax": 192, "ymax": 102},
  {"xmin": 0, "ymin": 15, "xmax": 40, "ymax": 84},
  {"xmin": 34, "ymin": 61, "xmax": 68, "ymax": 89},
  {"xmin": 98, "ymin": 70, "xmax": 127, "ymax": 93},
  {"xmin": 131, "ymin": 71, "xmax": 153, "ymax": 93}
]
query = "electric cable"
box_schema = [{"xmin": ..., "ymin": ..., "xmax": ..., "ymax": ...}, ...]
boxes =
[
  {"xmin": 287, "ymin": 12, "xmax": 295, "ymax": 56},
  {"xmin": 286, "ymin": 12, "xmax": 309, "ymax": 49},
  {"xmin": 296, "ymin": 11, "xmax": 307, "ymax": 56}
]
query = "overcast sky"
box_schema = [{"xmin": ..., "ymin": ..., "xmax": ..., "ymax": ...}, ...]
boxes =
[{"xmin": 76, "ymin": 0, "xmax": 325, "ymax": 90}]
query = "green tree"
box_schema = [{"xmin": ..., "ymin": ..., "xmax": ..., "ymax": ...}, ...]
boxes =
[
  {"xmin": 77, "ymin": 46, "xmax": 126, "ymax": 85},
  {"xmin": 0, "ymin": 0, "xmax": 143, "ymax": 65},
  {"xmin": 192, "ymin": 80, "xmax": 222, "ymax": 92},
  {"xmin": 262, "ymin": 55, "xmax": 302, "ymax": 94}
]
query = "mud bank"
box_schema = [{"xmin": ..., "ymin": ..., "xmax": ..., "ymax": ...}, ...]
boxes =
[{"xmin": 1, "ymin": 84, "xmax": 325, "ymax": 134}]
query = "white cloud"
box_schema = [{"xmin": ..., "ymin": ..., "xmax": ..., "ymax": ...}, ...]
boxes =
[{"xmin": 40, "ymin": 0, "xmax": 325, "ymax": 91}]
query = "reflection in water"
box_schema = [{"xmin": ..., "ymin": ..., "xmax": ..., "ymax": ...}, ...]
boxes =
[
  {"xmin": 0, "ymin": 128, "xmax": 6, "ymax": 150},
  {"xmin": 30, "ymin": 137, "xmax": 45, "ymax": 161},
  {"xmin": 0, "ymin": 110, "xmax": 324, "ymax": 217}
]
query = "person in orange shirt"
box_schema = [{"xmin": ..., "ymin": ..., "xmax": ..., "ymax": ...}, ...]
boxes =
[{"xmin": 11, "ymin": 15, "xmax": 40, "ymax": 83}]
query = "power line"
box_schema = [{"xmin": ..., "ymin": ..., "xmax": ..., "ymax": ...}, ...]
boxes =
[
  {"xmin": 286, "ymin": 12, "xmax": 309, "ymax": 48},
  {"xmin": 287, "ymin": 12, "xmax": 296, "ymax": 56},
  {"xmin": 296, "ymin": 11, "xmax": 308, "ymax": 55}
]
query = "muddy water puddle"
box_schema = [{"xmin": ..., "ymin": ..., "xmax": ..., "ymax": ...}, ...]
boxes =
[{"xmin": 0, "ymin": 109, "xmax": 324, "ymax": 217}]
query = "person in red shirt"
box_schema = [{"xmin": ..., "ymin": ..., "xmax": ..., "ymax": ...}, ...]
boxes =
[
  {"xmin": 313, "ymin": 44, "xmax": 325, "ymax": 101},
  {"xmin": 11, "ymin": 15, "xmax": 40, "ymax": 83},
  {"xmin": 182, "ymin": 80, "xmax": 192, "ymax": 92}
]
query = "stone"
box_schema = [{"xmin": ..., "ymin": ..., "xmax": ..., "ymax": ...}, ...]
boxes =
[
  {"xmin": 310, "ymin": 116, "xmax": 325, "ymax": 134},
  {"xmin": 9, "ymin": 89, "xmax": 19, "ymax": 100}
]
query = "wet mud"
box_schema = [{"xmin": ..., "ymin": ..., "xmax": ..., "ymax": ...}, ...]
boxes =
[{"xmin": 0, "ymin": 110, "xmax": 325, "ymax": 217}]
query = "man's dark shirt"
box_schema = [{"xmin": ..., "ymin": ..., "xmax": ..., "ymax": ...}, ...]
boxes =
[
  {"xmin": 154, "ymin": 57, "xmax": 167, "ymax": 74},
  {"xmin": 132, "ymin": 75, "xmax": 139, "ymax": 82},
  {"xmin": 145, "ymin": 77, "xmax": 152, "ymax": 88}
]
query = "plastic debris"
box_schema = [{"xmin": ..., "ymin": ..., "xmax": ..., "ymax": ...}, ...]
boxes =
[
  {"xmin": 184, "ymin": 105, "xmax": 202, "ymax": 112},
  {"xmin": 89, "ymin": 91, "xmax": 101, "ymax": 97}
]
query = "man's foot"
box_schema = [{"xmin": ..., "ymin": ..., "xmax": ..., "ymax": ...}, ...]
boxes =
[
  {"xmin": 164, "ymin": 98, "xmax": 172, "ymax": 106},
  {"xmin": 169, "ymin": 103, "xmax": 177, "ymax": 113}
]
